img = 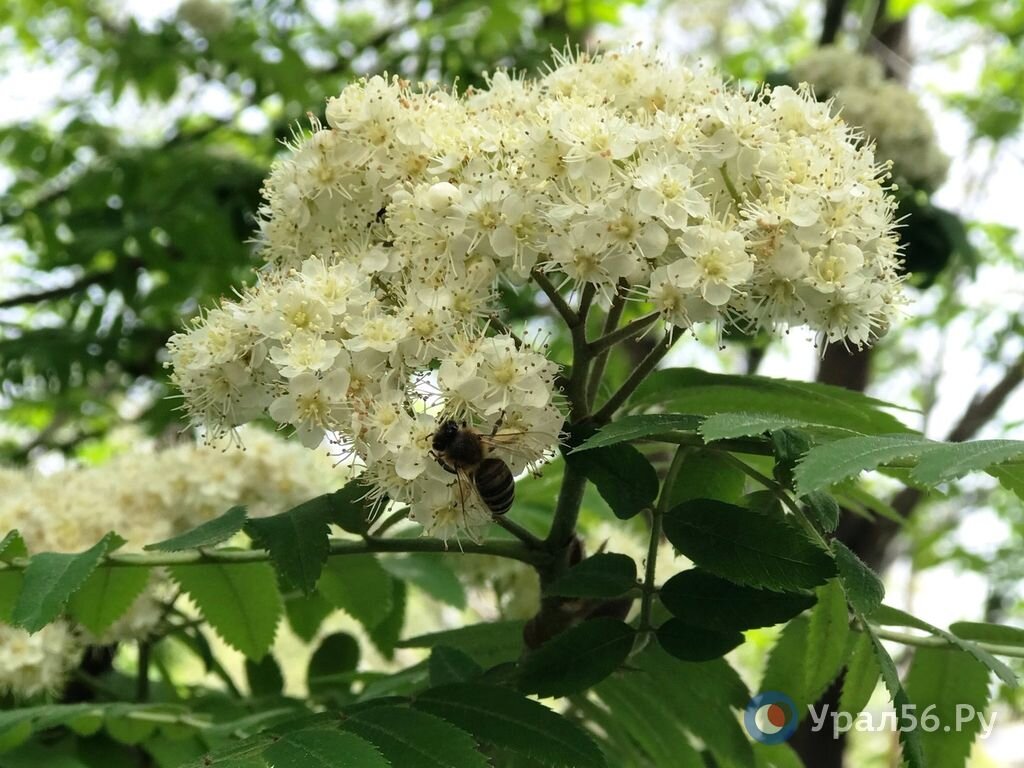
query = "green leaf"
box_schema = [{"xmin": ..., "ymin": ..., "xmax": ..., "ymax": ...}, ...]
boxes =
[
  {"xmin": 863, "ymin": 623, "xmax": 926, "ymax": 768},
  {"xmin": 0, "ymin": 571, "xmax": 24, "ymax": 623},
  {"xmin": 245, "ymin": 654, "xmax": 284, "ymax": 697},
  {"xmin": 656, "ymin": 618, "xmax": 743, "ymax": 662},
  {"xmin": 752, "ymin": 743, "xmax": 804, "ymax": 768},
  {"xmin": 429, "ymin": 646, "xmax": 483, "ymax": 687},
  {"xmin": 701, "ymin": 412, "xmax": 834, "ymax": 441},
  {"xmin": 12, "ymin": 532, "xmax": 123, "ymax": 632},
  {"xmin": 571, "ymin": 414, "xmax": 703, "ymax": 452},
  {"xmin": 317, "ymin": 555, "xmax": 394, "ymax": 631},
  {"xmin": 262, "ymin": 729, "xmax": 389, "ymax": 768},
  {"xmin": 415, "ymin": 684, "xmax": 606, "ymax": 768},
  {"xmin": 245, "ymin": 497, "xmax": 336, "ymax": 594},
  {"xmin": 399, "ymin": 621, "xmax": 526, "ymax": 667},
  {"xmin": 67, "ymin": 566, "xmax": 152, "ymax": 635},
  {"xmin": 659, "ymin": 569, "xmax": 815, "ymax": 632},
  {"xmin": 762, "ymin": 616, "xmax": 833, "ymax": 716},
  {"xmin": 381, "ymin": 554, "xmax": 466, "ymax": 609},
  {"xmin": 794, "ymin": 435, "xmax": 931, "ymax": 495},
  {"xmin": 367, "ymin": 579, "xmax": 405, "ymax": 659},
  {"xmin": 342, "ymin": 706, "xmax": 489, "ymax": 768},
  {"xmin": 519, "ymin": 618, "xmax": 635, "ymax": 697},
  {"xmin": 870, "ymin": 605, "xmax": 1017, "ymax": 688},
  {"xmin": 801, "ymin": 491, "xmax": 840, "ymax": 533},
  {"xmin": 905, "ymin": 646, "xmax": 992, "ymax": 768},
  {"xmin": 839, "ymin": 632, "xmax": 881, "ymax": 715},
  {"xmin": 989, "ymin": 464, "xmax": 1024, "ymax": 502},
  {"xmin": 950, "ymin": 621, "xmax": 1024, "ymax": 648},
  {"xmin": 662, "ymin": 500, "xmax": 835, "ymax": 592},
  {"xmin": 325, "ymin": 481, "xmax": 376, "ymax": 536},
  {"xmin": 910, "ymin": 439, "xmax": 1024, "ymax": 486},
  {"xmin": 667, "ymin": 449, "xmax": 747, "ymax": 506},
  {"xmin": 566, "ymin": 443, "xmax": 658, "ymax": 519},
  {"xmin": 285, "ymin": 593, "xmax": 335, "ymax": 643},
  {"xmin": 145, "ymin": 506, "xmax": 247, "ymax": 552},
  {"xmin": 629, "ymin": 368, "xmax": 912, "ymax": 435},
  {"xmin": 0, "ymin": 530, "xmax": 27, "ymax": 562},
  {"xmin": 543, "ymin": 554, "xmax": 637, "ymax": 599},
  {"xmin": 832, "ymin": 541, "xmax": 885, "ymax": 616},
  {"xmin": 804, "ymin": 581, "xmax": 851, "ymax": 698},
  {"xmin": 308, "ymin": 633, "xmax": 360, "ymax": 695},
  {"xmin": 169, "ymin": 562, "xmax": 282, "ymax": 659}
]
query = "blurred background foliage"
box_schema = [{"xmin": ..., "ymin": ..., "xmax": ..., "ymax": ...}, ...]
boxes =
[{"xmin": 1, "ymin": 0, "xmax": 1024, "ymax": 764}]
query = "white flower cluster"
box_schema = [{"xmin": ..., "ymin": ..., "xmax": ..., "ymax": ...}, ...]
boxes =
[
  {"xmin": 0, "ymin": 621, "xmax": 82, "ymax": 700},
  {"xmin": 0, "ymin": 429, "xmax": 338, "ymax": 697},
  {"xmin": 791, "ymin": 46, "xmax": 950, "ymax": 191},
  {"xmin": 168, "ymin": 47, "xmax": 903, "ymax": 531}
]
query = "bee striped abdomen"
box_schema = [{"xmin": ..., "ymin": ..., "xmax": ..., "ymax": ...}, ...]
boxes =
[{"xmin": 475, "ymin": 457, "xmax": 515, "ymax": 515}]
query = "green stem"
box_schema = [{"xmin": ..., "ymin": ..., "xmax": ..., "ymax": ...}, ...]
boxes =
[
  {"xmin": 492, "ymin": 515, "xmax": 545, "ymax": 549},
  {"xmin": 592, "ymin": 332, "xmax": 677, "ymax": 424},
  {"xmin": 586, "ymin": 291, "xmax": 628, "ymax": 407},
  {"xmin": 639, "ymin": 447, "xmax": 688, "ymax": 633},
  {"xmin": 641, "ymin": 431, "xmax": 774, "ymax": 456},
  {"xmin": 587, "ymin": 311, "xmax": 661, "ymax": 356},
  {"xmin": 866, "ymin": 625, "xmax": 1024, "ymax": 659},
  {"xmin": 0, "ymin": 536, "xmax": 547, "ymax": 572},
  {"xmin": 531, "ymin": 269, "xmax": 579, "ymax": 328},
  {"xmin": 544, "ymin": 462, "xmax": 588, "ymax": 551},
  {"xmin": 136, "ymin": 640, "xmax": 151, "ymax": 703},
  {"xmin": 719, "ymin": 165, "xmax": 744, "ymax": 210}
]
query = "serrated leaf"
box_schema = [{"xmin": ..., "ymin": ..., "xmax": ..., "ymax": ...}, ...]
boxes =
[
  {"xmin": 571, "ymin": 414, "xmax": 703, "ymax": 452},
  {"xmin": 989, "ymin": 464, "xmax": 1024, "ymax": 502},
  {"xmin": 870, "ymin": 605, "xmax": 1017, "ymax": 688},
  {"xmin": 801, "ymin": 491, "xmax": 840, "ymax": 533},
  {"xmin": 544, "ymin": 554, "xmax": 637, "ymax": 599},
  {"xmin": 667, "ymin": 449, "xmax": 747, "ymax": 506},
  {"xmin": 701, "ymin": 412, "xmax": 830, "ymax": 441},
  {"xmin": 833, "ymin": 541, "xmax": 885, "ymax": 616},
  {"xmin": 308, "ymin": 632, "xmax": 360, "ymax": 695},
  {"xmin": 905, "ymin": 646, "xmax": 992, "ymax": 768},
  {"xmin": 804, "ymin": 581, "xmax": 851, "ymax": 697},
  {"xmin": 840, "ymin": 632, "xmax": 881, "ymax": 715},
  {"xmin": 381, "ymin": 554, "xmax": 466, "ymax": 608},
  {"xmin": 761, "ymin": 617, "xmax": 816, "ymax": 716},
  {"xmin": 285, "ymin": 593, "xmax": 335, "ymax": 643},
  {"xmin": 368, "ymin": 579, "xmax": 405, "ymax": 659},
  {"xmin": 144, "ymin": 507, "xmax": 247, "ymax": 552},
  {"xmin": 518, "ymin": 618, "xmax": 635, "ymax": 697},
  {"xmin": 863, "ymin": 624, "xmax": 926, "ymax": 768},
  {"xmin": 343, "ymin": 706, "xmax": 489, "ymax": 768},
  {"xmin": 0, "ymin": 531, "xmax": 27, "ymax": 562},
  {"xmin": 317, "ymin": 555, "xmax": 393, "ymax": 631},
  {"xmin": 399, "ymin": 622, "xmax": 526, "ymax": 667},
  {"xmin": 629, "ymin": 368, "xmax": 912, "ymax": 435},
  {"xmin": 245, "ymin": 654, "xmax": 284, "ymax": 697},
  {"xmin": 663, "ymin": 500, "xmax": 835, "ymax": 592},
  {"xmin": 327, "ymin": 481, "xmax": 377, "ymax": 535},
  {"xmin": 0, "ymin": 571, "xmax": 24, "ymax": 623},
  {"xmin": 794, "ymin": 435, "xmax": 931, "ymax": 496},
  {"xmin": 659, "ymin": 569, "xmax": 815, "ymax": 632},
  {"xmin": 911, "ymin": 439, "xmax": 1024, "ymax": 486},
  {"xmin": 950, "ymin": 621, "xmax": 1024, "ymax": 648},
  {"xmin": 12, "ymin": 532, "xmax": 122, "ymax": 632},
  {"xmin": 752, "ymin": 742, "xmax": 803, "ymax": 768},
  {"xmin": 245, "ymin": 496, "xmax": 338, "ymax": 594},
  {"xmin": 566, "ymin": 443, "xmax": 658, "ymax": 519},
  {"xmin": 67, "ymin": 566, "xmax": 152, "ymax": 635},
  {"xmin": 169, "ymin": 562, "xmax": 282, "ymax": 659},
  {"xmin": 429, "ymin": 646, "xmax": 483, "ymax": 687},
  {"xmin": 262, "ymin": 729, "xmax": 389, "ymax": 768},
  {"xmin": 656, "ymin": 618, "xmax": 744, "ymax": 662},
  {"xmin": 415, "ymin": 684, "xmax": 606, "ymax": 768}
]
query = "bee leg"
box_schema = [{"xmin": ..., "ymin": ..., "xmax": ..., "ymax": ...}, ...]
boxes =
[
  {"xmin": 490, "ymin": 409, "xmax": 507, "ymax": 437},
  {"xmin": 430, "ymin": 450, "xmax": 458, "ymax": 475}
]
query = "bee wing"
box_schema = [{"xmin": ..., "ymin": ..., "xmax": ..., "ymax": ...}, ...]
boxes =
[{"xmin": 479, "ymin": 429, "xmax": 556, "ymax": 468}]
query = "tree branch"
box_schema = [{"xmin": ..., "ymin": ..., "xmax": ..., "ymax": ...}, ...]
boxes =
[
  {"xmin": 1, "ymin": 535, "xmax": 549, "ymax": 571},
  {"xmin": 586, "ymin": 290, "xmax": 628, "ymax": 407},
  {"xmin": 592, "ymin": 331, "xmax": 677, "ymax": 424},
  {"xmin": 866, "ymin": 624, "xmax": 1024, "ymax": 659},
  {"xmin": 586, "ymin": 311, "xmax": 661, "ymax": 356}
]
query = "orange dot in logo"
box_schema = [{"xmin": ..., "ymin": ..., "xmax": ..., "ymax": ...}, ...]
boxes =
[{"xmin": 767, "ymin": 703, "xmax": 787, "ymax": 728}]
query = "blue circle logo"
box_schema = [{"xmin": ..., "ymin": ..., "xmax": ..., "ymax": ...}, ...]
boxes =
[{"xmin": 744, "ymin": 691, "xmax": 799, "ymax": 744}]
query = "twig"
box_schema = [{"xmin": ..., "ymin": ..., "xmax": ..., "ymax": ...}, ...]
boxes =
[
  {"xmin": 587, "ymin": 311, "xmax": 661, "ymax": 356},
  {"xmin": 865, "ymin": 625, "xmax": 1024, "ymax": 659},
  {"xmin": 592, "ymin": 332, "xmax": 677, "ymax": 424},
  {"xmin": 586, "ymin": 291, "xmax": 628, "ymax": 407},
  {"xmin": 639, "ymin": 447, "xmax": 688, "ymax": 633},
  {"xmin": 531, "ymin": 270, "xmax": 579, "ymax": 329},
  {"xmin": 492, "ymin": 515, "xmax": 546, "ymax": 549}
]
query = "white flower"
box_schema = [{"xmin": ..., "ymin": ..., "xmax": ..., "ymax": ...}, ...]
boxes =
[
  {"xmin": 269, "ymin": 331, "xmax": 344, "ymax": 377},
  {"xmin": 674, "ymin": 224, "xmax": 754, "ymax": 306},
  {"xmin": 0, "ymin": 622, "xmax": 82, "ymax": 699},
  {"xmin": 268, "ymin": 370, "xmax": 351, "ymax": 447}
]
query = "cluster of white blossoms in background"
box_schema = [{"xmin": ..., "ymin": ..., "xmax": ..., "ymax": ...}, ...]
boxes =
[
  {"xmin": 0, "ymin": 621, "xmax": 82, "ymax": 700},
  {"xmin": 168, "ymin": 47, "xmax": 904, "ymax": 534},
  {"xmin": 791, "ymin": 46, "xmax": 950, "ymax": 191},
  {"xmin": 0, "ymin": 429, "xmax": 338, "ymax": 697}
]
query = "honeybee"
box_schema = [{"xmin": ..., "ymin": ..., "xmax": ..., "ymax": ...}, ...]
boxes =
[{"xmin": 431, "ymin": 419, "xmax": 517, "ymax": 516}]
